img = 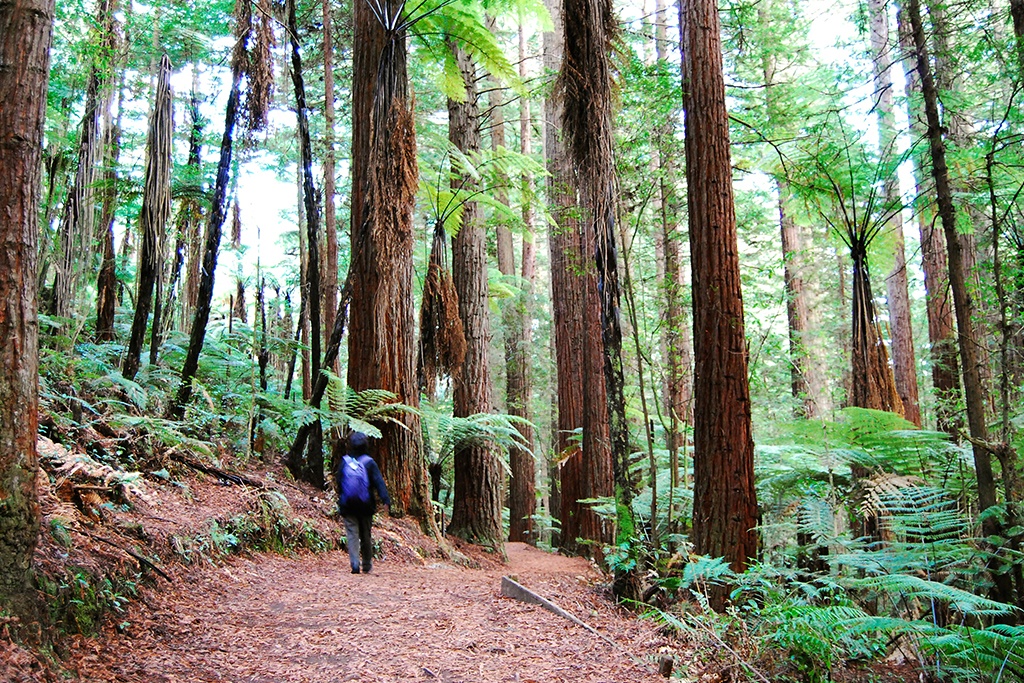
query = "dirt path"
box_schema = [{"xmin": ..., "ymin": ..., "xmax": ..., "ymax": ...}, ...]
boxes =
[{"xmin": 70, "ymin": 540, "xmax": 672, "ymax": 682}]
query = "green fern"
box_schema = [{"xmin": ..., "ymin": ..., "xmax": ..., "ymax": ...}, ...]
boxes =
[{"xmin": 323, "ymin": 371, "xmax": 420, "ymax": 438}]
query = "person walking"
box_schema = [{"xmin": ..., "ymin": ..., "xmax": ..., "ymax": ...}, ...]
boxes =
[{"xmin": 336, "ymin": 431, "xmax": 390, "ymax": 574}]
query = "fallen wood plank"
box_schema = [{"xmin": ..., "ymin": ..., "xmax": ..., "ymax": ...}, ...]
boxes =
[
  {"xmin": 500, "ymin": 576, "xmax": 596, "ymax": 633},
  {"xmin": 500, "ymin": 576, "xmax": 655, "ymax": 674}
]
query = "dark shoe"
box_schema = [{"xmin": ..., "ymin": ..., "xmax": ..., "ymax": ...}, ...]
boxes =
[
  {"xmin": 351, "ymin": 567, "xmax": 360, "ymax": 574},
  {"xmin": 362, "ymin": 566, "xmax": 372, "ymax": 574}
]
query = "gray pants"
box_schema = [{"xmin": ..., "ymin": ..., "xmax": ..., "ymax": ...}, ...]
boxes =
[{"xmin": 343, "ymin": 515, "xmax": 374, "ymax": 573}]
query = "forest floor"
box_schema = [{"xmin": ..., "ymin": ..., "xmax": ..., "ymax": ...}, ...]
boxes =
[
  {"xmin": 3, "ymin": 436, "xmax": 682, "ymax": 682},
  {"xmin": 66, "ymin": 540, "xmax": 673, "ymax": 682},
  {"xmin": 3, "ymin": 434, "xmax": 923, "ymax": 683}
]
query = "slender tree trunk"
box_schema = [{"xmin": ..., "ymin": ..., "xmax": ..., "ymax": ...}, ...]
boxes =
[
  {"xmin": 0, "ymin": 0, "xmax": 51, "ymax": 610},
  {"xmin": 684, "ymin": 0, "xmax": 759, "ymax": 607},
  {"xmin": 123, "ymin": 55, "xmax": 172, "ymax": 381},
  {"xmin": 929, "ymin": 0, "xmax": 995, "ymax": 418},
  {"xmin": 347, "ymin": 2, "xmax": 428, "ymax": 518},
  {"xmin": 180, "ymin": 69, "xmax": 206, "ymax": 332},
  {"xmin": 760, "ymin": 22, "xmax": 827, "ymax": 419},
  {"xmin": 162, "ymin": 74, "xmax": 203, "ymax": 340},
  {"xmin": 658, "ymin": 0, "xmax": 694, "ymax": 487},
  {"xmin": 287, "ymin": 0, "xmax": 324, "ymax": 488},
  {"xmin": 507, "ymin": 22, "xmax": 537, "ymax": 544},
  {"xmin": 447, "ymin": 42, "xmax": 503, "ymax": 547},
  {"xmin": 171, "ymin": 30, "xmax": 245, "ymax": 418},
  {"xmin": 870, "ymin": 0, "xmax": 921, "ymax": 426},
  {"xmin": 322, "ymin": 0, "xmax": 339, "ymax": 374},
  {"xmin": 906, "ymin": 0, "xmax": 1011, "ymax": 602},
  {"xmin": 544, "ymin": 0, "xmax": 585, "ymax": 553},
  {"xmin": 896, "ymin": 8, "xmax": 960, "ymax": 434},
  {"xmin": 52, "ymin": 47, "xmax": 103, "ymax": 318},
  {"xmin": 95, "ymin": 61, "xmax": 124, "ymax": 343}
]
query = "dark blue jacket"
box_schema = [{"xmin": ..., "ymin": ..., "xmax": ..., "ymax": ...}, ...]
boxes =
[{"xmin": 337, "ymin": 454, "xmax": 390, "ymax": 516}]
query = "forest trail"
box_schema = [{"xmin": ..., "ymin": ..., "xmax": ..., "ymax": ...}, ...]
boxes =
[{"xmin": 68, "ymin": 539, "xmax": 672, "ymax": 682}]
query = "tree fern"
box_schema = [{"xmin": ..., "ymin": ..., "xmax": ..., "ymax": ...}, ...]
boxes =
[{"xmin": 323, "ymin": 371, "xmax": 420, "ymax": 438}]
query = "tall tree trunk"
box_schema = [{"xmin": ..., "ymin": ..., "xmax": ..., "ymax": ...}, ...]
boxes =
[
  {"xmin": 123, "ymin": 55, "xmax": 172, "ymax": 382},
  {"xmin": 906, "ymin": 0, "xmax": 1011, "ymax": 602},
  {"xmin": 507, "ymin": 21, "xmax": 537, "ymax": 544},
  {"xmin": 929, "ymin": 0, "xmax": 995, "ymax": 418},
  {"xmin": 561, "ymin": 0, "xmax": 625, "ymax": 559},
  {"xmin": 162, "ymin": 72, "xmax": 203, "ymax": 340},
  {"xmin": 447, "ymin": 42, "xmax": 503, "ymax": 547},
  {"xmin": 95, "ymin": 55, "xmax": 125, "ymax": 343},
  {"xmin": 322, "ymin": 0, "xmax": 339, "ymax": 374},
  {"xmin": 52, "ymin": 40, "xmax": 104, "ymax": 318},
  {"xmin": 544, "ymin": 0, "xmax": 585, "ymax": 553},
  {"xmin": 684, "ymin": 0, "xmax": 759, "ymax": 607},
  {"xmin": 0, "ymin": 0, "xmax": 51, "ymax": 610},
  {"xmin": 658, "ymin": 0, "xmax": 694, "ymax": 492},
  {"xmin": 347, "ymin": 1, "xmax": 428, "ymax": 518},
  {"xmin": 896, "ymin": 8, "xmax": 960, "ymax": 434},
  {"xmin": 180, "ymin": 69, "xmax": 206, "ymax": 332},
  {"xmin": 870, "ymin": 0, "xmax": 921, "ymax": 426},
  {"xmin": 287, "ymin": 0, "xmax": 324, "ymax": 488},
  {"xmin": 171, "ymin": 19, "xmax": 246, "ymax": 418}
]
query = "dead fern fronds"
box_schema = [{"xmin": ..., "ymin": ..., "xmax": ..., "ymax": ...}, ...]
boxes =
[
  {"xmin": 247, "ymin": 0, "xmax": 276, "ymax": 131},
  {"xmin": 419, "ymin": 220, "xmax": 465, "ymax": 393}
]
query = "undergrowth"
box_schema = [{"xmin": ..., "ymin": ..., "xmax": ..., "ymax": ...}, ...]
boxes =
[
  {"xmin": 169, "ymin": 491, "xmax": 341, "ymax": 564},
  {"xmin": 628, "ymin": 409, "xmax": 1024, "ymax": 682}
]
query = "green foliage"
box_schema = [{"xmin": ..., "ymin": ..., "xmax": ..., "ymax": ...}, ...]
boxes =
[
  {"xmin": 323, "ymin": 372, "xmax": 420, "ymax": 437},
  {"xmin": 423, "ymin": 404, "xmax": 534, "ymax": 472},
  {"xmin": 37, "ymin": 568, "xmax": 138, "ymax": 636},
  {"xmin": 171, "ymin": 492, "xmax": 339, "ymax": 565}
]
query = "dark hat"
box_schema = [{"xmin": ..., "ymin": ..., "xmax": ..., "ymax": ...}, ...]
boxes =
[{"xmin": 348, "ymin": 431, "xmax": 370, "ymax": 454}]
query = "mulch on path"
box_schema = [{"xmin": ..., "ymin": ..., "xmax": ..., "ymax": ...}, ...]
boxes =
[{"xmin": 69, "ymin": 532, "xmax": 678, "ymax": 682}]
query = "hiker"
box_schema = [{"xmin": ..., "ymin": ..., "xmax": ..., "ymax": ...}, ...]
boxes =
[{"xmin": 336, "ymin": 431, "xmax": 390, "ymax": 574}]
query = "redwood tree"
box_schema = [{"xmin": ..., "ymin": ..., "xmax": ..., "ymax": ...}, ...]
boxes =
[
  {"xmin": 347, "ymin": 0, "xmax": 428, "ymax": 517},
  {"xmin": 560, "ymin": 0, "xmax": 628, "ymax": 562},
  {"xmin": 869, "ymin": 0, "xmax": 921, "ymax": 426},
  {"xmin": 543, "ymin": 0, "xmax": 584, "ymax": 552},
  {"xmin": 0, "ymin": 0, "xmax": 52, "ymax": 609},
  {"xmin": 684, "ymin": 0, "xmax": 759, "ymax": 605},
  {"xmin": 446, "ymin": 42, "xmax": 503, "ymax": 547}
]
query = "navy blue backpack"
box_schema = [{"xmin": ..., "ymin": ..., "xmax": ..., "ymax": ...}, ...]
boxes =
[{"xmin": 339, "ymin": 455, "xmax": 372, "ymax": 508}]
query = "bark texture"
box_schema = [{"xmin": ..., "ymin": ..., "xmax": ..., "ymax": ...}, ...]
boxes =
[
  {"xmin": 124, "ymin": 55, "xmax": 173, "ymax": 381},
  {"xmin": 0, "ymin": 0, "xmax": 52, "ymax": 608},
  {"xmin": 560, "ymin": 0, "xmax": 626, "ymax": 557},
  {"xmin": 906, "ymin": 0, "xmax": 1000, "ymax": 539},
  {"xmin": 896, "ymin": 7, "xmax": 960, "ymax": 434},
  {"xmin": 870, "ymin": 0, "xmax": 921, "ymax": 426},
  {"xmin": 544, "ymin": 0, "xmax": 585, "ymax": 553},
  {"xmin": 684, "ymin": 0, "xmax": 759, "ymax": 604},
  {"xmin": 447, "ymin": 42, "xmax": 503, "ymax": 547},
  {"xmin": 347, "ymin": 3, "xmax": 426, "ymax": 517}
]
